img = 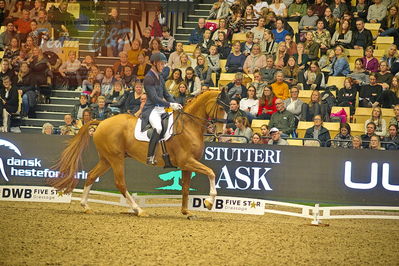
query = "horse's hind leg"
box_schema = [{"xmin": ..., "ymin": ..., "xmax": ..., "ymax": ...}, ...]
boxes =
[
  {"xmin": 110, "ymin": 157, "xmax": 147, "ymax": 217},
  {"xmin": 183, "ymin": 159, "xmax": 217, "ymax": 210},
  {"xmin": 81, "ymin": 158, "xmax": 110, "ymax": 213}
]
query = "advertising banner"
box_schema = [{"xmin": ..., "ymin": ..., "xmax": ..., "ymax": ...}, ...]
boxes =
[
  {"xmin": 0, "ymin": 133, "xmax": 398, "ymax": 206},
  {"xmin": 0, "ymin": 185, "xmax": 71, "ymax": 203}
]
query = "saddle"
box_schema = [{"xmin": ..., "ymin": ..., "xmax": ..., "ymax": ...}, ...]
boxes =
[
  {"xmin": 134, "ymin": 112, "xmax": 174, "ymax": 142},
  {"xmin": 144, "ymin": 113, "xmax": 171, "ymax": 140}
]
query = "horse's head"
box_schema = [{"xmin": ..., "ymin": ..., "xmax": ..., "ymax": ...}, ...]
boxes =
[{"xmin": 205, "ymin": 90, "xmax": 229, "ymax": 134}]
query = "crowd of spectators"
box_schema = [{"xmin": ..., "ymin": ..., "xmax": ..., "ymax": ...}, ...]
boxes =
[{"xmin": 0, "ymin": 0, "xmax": 398, "ymax": 150}]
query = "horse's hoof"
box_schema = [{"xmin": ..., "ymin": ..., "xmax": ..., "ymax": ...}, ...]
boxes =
[
  {"xmin": 187, "ymin": 215, "xmax": 198, "ymax": 220},
  {"xmin": 136, "ymin": 209, "xmax": 149, "ymax": 217},
  {"xmin": 84, "ymin": 209, "xmax": 94, "ymax": 214},
  {"xmin": 204, "ymin": 199, "xmax": 213, "ymax": 210}
]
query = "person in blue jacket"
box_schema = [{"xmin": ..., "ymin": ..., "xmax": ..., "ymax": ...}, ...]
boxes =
[{"xmin": 330, "ymin": 45, "xmax": 350, "ymax": 76}]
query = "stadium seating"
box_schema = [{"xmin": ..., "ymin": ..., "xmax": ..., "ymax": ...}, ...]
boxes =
[
  {"xmin": 251, "ymin": 119, "xmax": 269, "ymax": 134},
  {"xmin": 297, "ymin": 121, "xmax": 340, "ymax": 138},
  {"xmin": 353, "ymin": 107, "xmax": 395, "ymax": 124},
  {"xmin": 348, "ymin": 123, "xmax": 365, "ymax": 137},
  {"xmin": 376, "ymin": 36, "xmax": 394, "ymax": 51},
  {"xmin": 220, "ymin": 59, "xmax": 227, "ymax": 73},
  {"xmin": 327, "ymin": 76, "xmax": 346, "ymax": 89},
  {"xmin": 347, "ymin": 49, "xmax": 364, "ymax": 65},
  {"xmin": 364, "ymin": 23, "xmax": 381, "ymax": 39},
  {"xmin": 183, "ymin": 44, "xmax": 197, "ymax": 55},
  {"xmin": 286, "ymin": 139, "xmax": 303, "ymax": 146},
  {"xmin": 232, "ymin": 33, "xmax": 246, "ymax": 42}
]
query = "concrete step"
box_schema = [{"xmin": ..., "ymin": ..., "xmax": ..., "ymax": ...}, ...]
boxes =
[
  {"xmin": 36, "ymin": 104, "xmax": 74, "ymax": 113},
  {"xmin": 182, "ymin": 20, "xmax": 198, "ymax": 28},
  {"xmin": 176, "ymin": 27, "xmax": 195, "ymax": 34},
  {"xmin": 50, "ymin": 97, "xmax": 79, "ymax": 105},
  {"xmin": 20, "ymin": 126, "xmax": 42, "ymax": 134},
  {"xmin": 36, "ymin": 111, "xmax": 69, "ymax": 120},
  {"xmin": 192, "ymin": 9, "xmax": 209, "ymax": 16},
  {"xmin": 21, "ymin": 118, "xmax": 64, "ymax": 127},
  {"xmin": 52, "ymin": 90, "xmax": 82, "ymax": 98}
]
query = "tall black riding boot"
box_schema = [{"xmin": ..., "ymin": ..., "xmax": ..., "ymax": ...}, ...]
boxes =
[{"xmin": 146, "ymin": 131, "xmax": 161, "ymax": 165}]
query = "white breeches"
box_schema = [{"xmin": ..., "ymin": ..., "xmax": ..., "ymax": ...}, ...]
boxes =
[{"xmin": 149, "ymin": 106, "xmax": 165, "ymax": 134}]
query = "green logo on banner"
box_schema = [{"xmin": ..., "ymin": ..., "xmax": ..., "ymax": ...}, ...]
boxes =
[{"xmin": 156, "ymin": 171, "xmax": 197, "ymax": 191}]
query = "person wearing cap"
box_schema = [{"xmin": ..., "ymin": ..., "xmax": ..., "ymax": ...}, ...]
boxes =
[
  {"xmin": 141, "ymin": 53, "xmax": 183, "ymax": 165},
  {"xmin": 268, "ymin": 127, "xmax": 289, "ymax": 145}
]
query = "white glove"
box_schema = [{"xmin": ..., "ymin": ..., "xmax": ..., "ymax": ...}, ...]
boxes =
[{"xmin": 170, "ymin": 103, "xmax": 183, "ymax": 110}]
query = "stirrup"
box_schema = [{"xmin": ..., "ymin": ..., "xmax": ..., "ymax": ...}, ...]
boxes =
[{"xmin": 146, "ymin": 156, "xmax": 157, "ymax": 166}]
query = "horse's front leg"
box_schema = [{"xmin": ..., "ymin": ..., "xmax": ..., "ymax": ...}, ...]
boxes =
[{"xmin": 181, "ymin": 170, "xmax": 197, "ymax": 218}]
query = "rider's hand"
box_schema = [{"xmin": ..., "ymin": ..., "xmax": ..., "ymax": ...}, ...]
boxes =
[{"xmin": 170, "ymin": 103, "xmax": 183, "ymax": 110}]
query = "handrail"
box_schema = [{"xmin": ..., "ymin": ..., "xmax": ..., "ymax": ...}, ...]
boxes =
[{"xmin": 204, "ymin": 134, "xmax": 250, "ymax": 143}]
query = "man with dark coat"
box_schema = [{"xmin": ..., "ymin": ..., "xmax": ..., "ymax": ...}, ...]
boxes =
[{"xmin": 141, "ymin": 53, "xmax": 182, "ymax": 165}]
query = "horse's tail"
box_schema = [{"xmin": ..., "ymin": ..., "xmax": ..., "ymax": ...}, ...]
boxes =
[{"xmin": 47, "ymin": 120, "xmax": 102, "ymax": 193}]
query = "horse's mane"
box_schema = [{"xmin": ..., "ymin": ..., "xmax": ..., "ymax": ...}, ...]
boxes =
[{"xmin": 183, "ymin": 90, "xmax": 219, "ymax": 113}]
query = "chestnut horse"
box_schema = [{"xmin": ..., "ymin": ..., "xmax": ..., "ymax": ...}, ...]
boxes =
[{"xmin": 49, "ymin": 90, "xmax": 228, "ymax": 217}]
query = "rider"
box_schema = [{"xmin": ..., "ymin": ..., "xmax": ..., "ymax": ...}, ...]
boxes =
[{"xmin": 141, "ymin": 53, "xmax": 183, "ymax": 165}]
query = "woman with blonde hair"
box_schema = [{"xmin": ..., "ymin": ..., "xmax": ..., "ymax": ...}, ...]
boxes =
[
  {"xmin": 380, "ymin": 5, "xmax": 399, "ymax": 43},
  {"xmin": 301, "ymin": 90, "xmax": 329, "ymax": 121},
  {"xmin": 194, "ymin": 54, "xmax": 213, "ymax": 86},
  {"xmin": 330, "ymin": 45, "xmax": 350, "ymax": 76},
  {"xmin": 178, "ymin": 53, "xmax": 191, "ymax": 79},
  {"xmin": 369, "ymin": 135, "xmax": 384, "ymax": 150},
  {"xmin": 298, "ymin": 61, "xmax": 324, "ymax": 90},
  {"xmin": 243, "ymin": 44, "xmax": 267, "ymax": 74},
  {"xmin": 268, "ymin": 0, "xmax": 287, "ymax": 18},
  {"xmin": 260, "ymin": 29, "xmax": 278, "ymax": 55},
  {"xmin": 189, "ymin": 47, "xmax": 203, "ymax": 70},
  {"xmin": 351, "ymin": 135, "xmax": 363, "ymax": 149},
  {"xmin": 172, "ymin": 82, "xmax": 190, "ymax": 106},
  {"xmin": 273, "ymin": 41, "xmax": 289, "ymax": 69},
  {"xmin": 234, "ymin": 116, "xmax": 253, "ymax": 143},
  {"xmin": 364, "ymin": 107, "xmax": 387, "ymax": 137}
]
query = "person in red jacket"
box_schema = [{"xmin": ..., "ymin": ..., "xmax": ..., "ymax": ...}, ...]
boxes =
[
  {"xmin": 13, "ymin": 9, "xmax": 31, "ymax": 42},
  {"xmin": 257, "ymin": 86, "xmax": 277, "ymax": 119}
]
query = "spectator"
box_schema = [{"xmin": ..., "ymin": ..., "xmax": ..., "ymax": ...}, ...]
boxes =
[
  {"xmin": 59, "ymin": 114, "xmax": 77, "ymax": 136},
  {"xmin": 312, "ymin": 0, "xmax": 328, "ymax": 18},
  {"xmin": 376, "ymin": 61, "xmax": 394, "ymax": 90},
  {"xmin": 188, "ymin": 18, "xmax": 206, "ymax": 45},
  {"xmin": 147, "ymin": 38, "xmax": 164, "ymax": 59},
  {"xmin": 361, "ymin": 121, "xmax": 377, "ymax": 147},
  {"xmin": 298, "ymin": 61, "xmax": 324, "ymax": 90},
  {"xmin": 260, "ymin": 29, "xmax": 278, "ymax": 55},
  {"xmin": 240, "ymin": 31, "xmax": 254, "ymax": 56},
  {"xmin": 127, "ymin": 39, "xmax": 142, "ymax": 66},
  {"xmin": 352, "ymin": 0, "xmax": 369, "ymax": 21},
  {"xmin": 27, "ymin": 20, "xmax": 39, "ymax": 46},
  {"xmin": 381, "ymin": 44, "xmax": 398, "ymax": 71},
  {"xmin": 198, "ymin": 29, "xmax": 214, "ymax": 55},
  {"xmin": 332, "ymin": 122, "xmax": 353, "ymax": 148},
  {"xmin": 269, "ymin": 0, "xmax": 288, "ymax": 18},
  {"xmin": 173, "ymin": 82, "xmax": 189, "ymax": 106},
  {"xmin": 364, "ymin": 106, "xmax": 387, "ymax": 137},
  {"xmin": 168, "ymin": 42, "xmax": 184, "ymax": 69},
  {"xmin": 226, "ymin": 40, "xmax": 246, "ymax": 73},
  {"xmin": 233, "ymin": 116, "xmax": 253, "ymax": 143},
  {"xmin": 0, "ymin": 21, "xmax": 17, "ymax": 50},
  {"xmin": 367, "ymin": 0, "xmax": 387, "ymax": 23},
  {"xmin": 28, "ymin": 46, "xmax": 50, "ymax": 89},
  {"xmin": 271, "ymin": 71, "xmax": 289, "ymax": 100},
  {"xmin": 48, "ymin": 1, "xmax": 76, "ymax": 39},
  {"xmin": 285, "ymin": 34, "xmax": 297, "ymax": 56},
  {"xmin": 361, "ymin": 46, "xmax": 379, "ymax": 73},
  {"xmin": 226, "ymin": 72, "xmax": 248, "ymax": 100},
  {"xmin": 273, "ymin": 41, "xmax": 289, "ymax": 69},
  {"xmin": 29, "ymin": 0, "xmax": 43, "ymax": 21},
  {"xmin": 226, "ymin": 98, "xmax": 247, "ymax": 129},
  {"xmin": 284, "ymin": 86, "xmax": 303, "ymax": 122},
  {"xmin": 92, "ymin": 96, "xmax": 112, "ymax": 120},
  {"xmin": 140, "ymin": 27, "xmax": 152, "ymax": 52},
  {"xmin": 226, "ymin": 9, "xmax": 244, "ymax": 34},
  {"xmin": 189, "ymin": 47, "xmax": 202, "ymax": 69},
  {"xmin": 299, "ymin": 7, "xmax": 319, "ymax": 34},
  {"xmin": 243, "ymin": 44, "xmax": 267, "ymax": 74},
  {"xmin": 322, "ymin": 7, "xmax": 337, "ymax": 36},
  {"xmin": 272, "ymin": 18, "xmax": 289, "ymax": 43},
  {"xmin": 384, "ymin": 124, "xmax": 399, "ymax": 150},
  {"xmin": 301, "ymin": 90, "xmax": 329, "ymax": 121},
  {"xmin": 195, "ymin": 55, "xmax": 213, "ymax": 86},
  {"xmin": 293, "ymin": 42, "xmax": 309, "ymax": 70},
  {"xmin": 103, "ymin": 7, "xmax": 124, "ymax": 55},
  {"xmin": 36, "ymin": 10, "xmax": 52, "ymax": 37},
  {"xmin": 243, "ymin": 5, "xmax": 258, "ymax": 32},
  {"xmin": 351, "ymin": 18, "xmax": 373, "ymax": 50},
  {"xmin": 260, "ymin": 55, "xmax": 277, "ymax": 84},
  {"xmin": 215, "ymin": 31, "xmax": 231, "ymax": 59},
  {"xmin": 282, "ymin": 56, "xmax": 299, "ymax": 86},
  {"xmin": 240, "ymin": 85, "xmax": 259, "ymax": 121},
  {"xmin": 313, "ymin": 19, "xmax": 331, "ymax": 54},
  {"xmin": 257, "ymin": 85, "xmax": 277, "ymax": 119},
  {"xmin": 304, "ymin": 114, "xmax": 331, "ymax": 147},
  {"xmin": 268, "ymin": 127, "xmax": 289, "ymax": 145},
  {"xmin": 165, "ymin": 68, "xmax": 183, "ymax": 95},
  {"xmin": 330, "ymin": 45, "xmax": 350, "ymax": 76},
  {"xmin": 248, "ymin": 70, "xmax": 268, "ymax": 98},
  {"xmin": 150, "ymin": 7, "xmax": 165, "ymax": 38},
  {"xmin": 59, "ymin": 50, "xmax": 81, "ymax": 90},
  {"xmin": 0, "ymin": 76, "xmax": 18, "ymax": 132},
  {"xmin": 336, "ymin": 77, "xmax": 357, "ymax": 115},
  {"xmin": 288, "ymin": 0, "xmax": 307, "ymax": 22},
  {"xmin": 359, "ymin": 73, "xmax": 383, "ymax": 107},
  {"xmin": 132, "ymin": 52, "xmax": 151, "ymax": 82},
  {"xmin": 330, "ymin": 0, "xmax": 348, "ymax": 21},
  {"xmin": 304, "ymin": 31, "xmax": 320, "ymax": 60},
  {"xmin": 72, "ymin": 94, "xmax": 90, "ymax": 120},
  {"xmin": 380, "ymin": 5, "xmax": 399, "ymax": 45},
  {"xmin": 208, "ymin": 0, "xmax": 230, "ymax": 20},
  {"xmin": 390, "ymin": 104, "xmax": 399, "ymax": 126},
  {"xmin": 207, "ymin": 45, "xmax": 221, "ymax": 76},
  {"xmin": 348, "ymin": 58, "xmax": 370, "ymax": 86},
  {"xmin": 178, "ymin": 53, "xmax": 191, "ymax": 79},
  {"xmin": 42, "ymin": 122, "xmax": 54, "ymax": 135},
  {"xmin": 369, "ymin": 134, "xmax": 384, "ymax": 150},
  {"xmin": 254, "ymin": 0, "xmax": 269, "ymax": 19},
  {"xmin": 251, "ymin": 132, "xmax": 263, "ymax": 144},
  {"xmin": 0, "ymin": 59, "xmax": 14, "ymax": 82},
  {"xmin": 3, "ymin": 37, "xmax": 19, "ymax": 61},
  {"xmin": 82, "ymin": 65, "xmax": 103, "ymax": 92},
  {"xmin": 352, "ymin": 135, "xmax": 363, "ymax": 149},
  {"xmin": 15, "ymin": 61, "xmax": 34, "ymax": 117},
  {"xmin": 260, "ymin": 124, "xmax": 270, "ymax": 143},
  {"xmin": 251, "ymin": 17, "xmax": 266, "ymax": 42},
  {"xmin": 106, "ymin": 81, "xmax": 126, "ymax": 113},
  {"xmin": 125, "ymin": 81, "xmax": 145, "ymax": 116},
  {"xmin": 160, "ymin": 26, "xmax": 175, "ymax": 59},
  {"xmin": 76, "ymin": 108, "xmax": 93, "ymax": 129},
  {"xmin": 9, "ymin": 1, "xmax": 24, "ymax": 19},
  {"xmin": 212, "ymin": 18, "xmax": 230, "ymax": 41},
  {"xmin": 330, "ymin": 20, "xmax": 353, "ymax": 48},
  {"xmin": 78, "ymin": 55, "xmax": 96, "ymax": 85},
  {"xmin": 89, "ymin": 81, "xmax": 101, "ymax": 105},
  {"xmin": 269, "ymin": 98, "xmax": 295, "ymax": 136},
  {"xmin": 184, "ymin": 67, "xmax": 201, "ymax": 96}
]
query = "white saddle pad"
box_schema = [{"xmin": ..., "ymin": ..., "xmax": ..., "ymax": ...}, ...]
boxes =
[{"xmin": 134, "ymin": 113, "xmax": 174, "ymax": 142}]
